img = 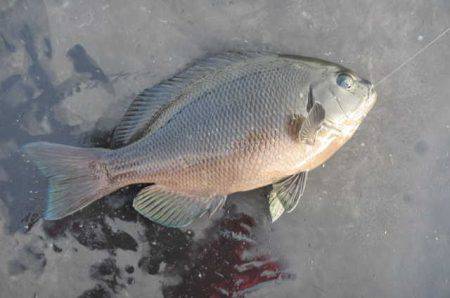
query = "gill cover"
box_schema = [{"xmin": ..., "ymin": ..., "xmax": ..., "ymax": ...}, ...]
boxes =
[{"xmin": 310, "ymin": 68, "xmax": 373, "ymax": 126}]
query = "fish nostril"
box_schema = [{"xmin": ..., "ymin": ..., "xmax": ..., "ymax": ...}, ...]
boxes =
[
  {"xmin": 363, "ymin": 80, "xmax": 375, "ymax": 100},
  {"xmin": 361, "ymin": 78, "xmax": 374, "ymax": 90},
  {"xmin": 361, "ymin": 78, "xmax": 372, "ymax": 85}
]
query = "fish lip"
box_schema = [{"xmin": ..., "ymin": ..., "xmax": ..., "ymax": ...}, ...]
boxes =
[
  {"xmin": 325, "ymin": 89, "xmax": 376, "ymax": 133},
  {"xmin": 348, "ymin": 87, "xmax": 377, "ymax": 120},
  {"xmin": 366, "ymin": 88, "xmax": 378, "ymax": 111}
]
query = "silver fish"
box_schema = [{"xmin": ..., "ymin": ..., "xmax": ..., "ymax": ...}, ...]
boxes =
[{"xmin": 23, "ymin": 52, "xmax": 376, "ymax": 227}]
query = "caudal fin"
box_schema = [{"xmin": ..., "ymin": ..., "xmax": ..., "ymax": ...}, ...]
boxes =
[{"xmin": 22, "ymin": 142, "xmax": 113, "ymax": 220}]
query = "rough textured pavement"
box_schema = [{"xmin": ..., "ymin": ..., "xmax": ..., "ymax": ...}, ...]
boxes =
[{"xmin": 0, "ymin": 0, "xmax": 449, "ymax": 297}]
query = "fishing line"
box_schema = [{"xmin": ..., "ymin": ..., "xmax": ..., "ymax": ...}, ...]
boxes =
[{"xmin": 375, "ymin": 27, "xmax": 450, "ymax": 87}]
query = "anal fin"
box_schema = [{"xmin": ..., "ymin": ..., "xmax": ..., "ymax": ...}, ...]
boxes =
[{"xmin": 133, "ymin": 185, "xmax": 227, "ymax": 227}]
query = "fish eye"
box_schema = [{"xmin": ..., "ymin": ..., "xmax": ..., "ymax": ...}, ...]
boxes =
[{"xmin": 336, "ymin": 73, "xmax": 354, "ymax": 90}]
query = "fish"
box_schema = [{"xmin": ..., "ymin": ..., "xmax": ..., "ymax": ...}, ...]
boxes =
[{"xmin": 23, "ymin": 52, "xmax": 377, "ymax": 227}]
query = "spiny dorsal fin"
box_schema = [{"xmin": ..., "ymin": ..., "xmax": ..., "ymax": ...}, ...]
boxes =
[
  {"xmin": 268, "ymin": 171, "xmax": 308, "ymax": 222},
  {"xmin": 112, "ymin": 52, "xmax": 268, "ymax": 147},
  {"xmin": 133, "ymin": 185, "xmax": 227, "ymax": 227},
  {"xmin": 299, "ymin": 102, "xmax": 325, "ymax": 145}
]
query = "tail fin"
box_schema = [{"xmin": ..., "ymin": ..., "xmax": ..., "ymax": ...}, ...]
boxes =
[{"xmin": 22, "ymin": 142, "xmax": 114, "ymax": 220}]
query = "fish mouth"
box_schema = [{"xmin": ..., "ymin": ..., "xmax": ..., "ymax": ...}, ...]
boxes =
[
  {"xmin": 348, "ymin": 87, "xmax": 377, "ymax": 122},
  {"xmin": 323, "ymin": 90, "xmax": 377, "ymax": 135},
  {"xmin": 358, "ymin": 88, "xmax": 377, "ymax": 119},
  {"xmin": 367, "ymin": 88, "xmax": 377, "ymax": 110},
  {"xmin": 364, "ymin": 81, "xmax": 377, "ymax": 111}
]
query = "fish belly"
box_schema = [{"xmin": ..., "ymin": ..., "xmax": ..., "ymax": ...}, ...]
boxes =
[{"xmin": 150, "ymin": 138, "xmax": 306, "ymax": 196}]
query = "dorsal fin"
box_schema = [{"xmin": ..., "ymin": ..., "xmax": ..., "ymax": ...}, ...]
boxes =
[{"xmin": 112, "ymin": 52, "xmax": 267, "ymax": 147}]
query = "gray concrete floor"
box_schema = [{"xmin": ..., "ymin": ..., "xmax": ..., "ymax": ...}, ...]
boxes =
[{"xmin": 1, "ymin": 0, "xmax": 450, "ymax": 297}]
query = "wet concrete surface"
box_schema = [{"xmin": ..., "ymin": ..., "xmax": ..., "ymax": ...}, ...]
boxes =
[{"xmin": 0, "ymin": 0, "xmax": 449, "ymax": 297}]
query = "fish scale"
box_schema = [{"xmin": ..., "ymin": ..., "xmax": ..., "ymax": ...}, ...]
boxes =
[
  {"xmin": 23, "ymin": 52, "xmax": 376, "ymax": 227},
  {"xmin": 106, "ymin": 60, "xmax": 310, "ymax": 195}
]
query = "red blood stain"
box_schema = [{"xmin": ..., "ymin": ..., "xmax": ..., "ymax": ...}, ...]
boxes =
[{"xmin": 163, "ymin": 208, "xmax": 294, "ymax": 297}]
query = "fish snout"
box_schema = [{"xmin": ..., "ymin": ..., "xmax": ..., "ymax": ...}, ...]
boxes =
[{"xmin": 360, "ymin": 78, "xmax": 377, "ymax": 107}]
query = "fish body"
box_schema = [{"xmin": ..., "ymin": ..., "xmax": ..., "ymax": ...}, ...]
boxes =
[{"xmin": 23, "ymin": 52, "xmax": 376, "ymax": 227}]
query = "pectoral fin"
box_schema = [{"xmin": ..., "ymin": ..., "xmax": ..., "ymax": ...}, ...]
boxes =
[
  {"xmin": 133, "ymin": 185, "xmax": 227, "ymax": 228},
  {"xmin": 268, "ymin": 171, "xmax": 308, "ymax": 222},
  {"xmin": 299, "ymin": 102, "xmax": 325, "ymax": 145}
]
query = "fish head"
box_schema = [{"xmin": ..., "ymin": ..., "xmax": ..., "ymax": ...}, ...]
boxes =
[{"xmin": 310, "ymin": 63, "xmax": 377, "ymax": 132}]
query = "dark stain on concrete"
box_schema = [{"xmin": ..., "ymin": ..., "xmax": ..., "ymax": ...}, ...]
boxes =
[
  {"xmin": 78, "ymin": 284, "xmax": 111, "ymax": 298},
  {"xmin": 7, "ymin": 244, "xmax": 47, "ymax": 276},
  {"xmin": 66, "ymin": 44, "xmax": 114, "ymax": 93},
  {"xmin": 415, "ymin": 140, "xmax": 429, "ymax": 156}
]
